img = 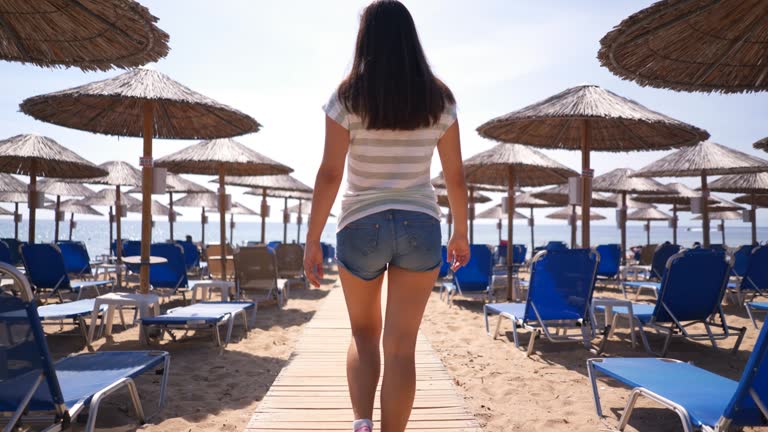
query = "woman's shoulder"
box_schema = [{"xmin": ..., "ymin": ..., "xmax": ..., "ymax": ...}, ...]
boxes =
[{"xmin": 323, "ymin": 89, "xmax": 351, "ymax": 130}]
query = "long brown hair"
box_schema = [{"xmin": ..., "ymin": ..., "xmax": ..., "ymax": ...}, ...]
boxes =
[{"xmin": 337, "ymin": 0, "xmax": 455, "ymax": 130}]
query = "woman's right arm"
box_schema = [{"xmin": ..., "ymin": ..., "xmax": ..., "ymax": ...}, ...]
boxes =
[{"xmin": 437, "ymin": 121, "xmax": 470, "ymax": 270}]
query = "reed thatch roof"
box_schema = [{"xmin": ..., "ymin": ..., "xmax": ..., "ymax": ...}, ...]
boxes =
[
  {"xmin": 476, "ymin": 85, "xmax": 708, "ymax": 151},
  {"xmin": 514, "ymin": 192, "xmax": 556, "ymax": 208},
  {"xmin": 45, "ymin": 199, "xmax": 101, "ymax": 216},
  {"xmin": 0, "ymin": 134, "xmax": 107, "ymax": 178},
  {"xmin": 476, "ymin": 204, "xmax": 527, "ymax": 220},
  {"xmin": 462, "ymin": 143, "xmax": 577, "ymax": 187},
  {"xmin": 632, "ymin": 182, "xmax": 711, "ymax": 205},
  {"xmin": 734, "ymin": 194, "xmax": 768, "ymax": 208},
  {"xmin": 693, "ymin": 211, "xmax": 743, "ymax": 221},
  {"xmin": 754, "ymin": 137, "xmax": 768, "ymax": 153},
  {"xmin": 0, "ymin": 0, "xmax": 169, "ymax": 71},
  {"xmin": 0, "ymin": 191, "xmax": 52, "ymax": 204},
  {"xmin": 155, "ymin": 138, "xmax": 292, "ymax": 176},
  {"xmin": 75, "ymin": 161, "xmax": 143, "ymax": 187},
  {"xmin": 592, "ymin": 168, "xmax": 669, "ymax": 194},
  {"xmin": 20, "ymin": 69, "xmax": 260, "ymax": 139},
  {"xmin": 532, "ymin": 185, "xmax": 617, "ymax": 208},
  {"xmin": 678, "ymin": 194, "xmax": 744, "ymax": 212},
  {"xmin": 0, "ymin": 173, "xmax": 26, "ymax": 193},
  {"xmin": 224, "ymin": 202, "xmax": 258, "ymax": 216},
  {"xmin": 546, "ymin": 206, "xmax": 606, "ymax": 221},
  {"xmin": 434, "ymin": 187, "xmax": 490, "ymax": 208},
  {"xmin": 287, "ymin": 201, "xmax": 334, "ymax": 217},
  {"xmin": 604, "ymin": 194, "xmax": 655, "ymax": 209},
  {"xmin": 709, "ymin": 172, "xmax": 768, "ymax": 194},
  {"xmin": 247, "ymin": 189, "xmax": 313, "ymax": 200},
  {"xmin": 633, "ymin": 141, "xmax": 768, "ymax": 178},
  {"xmin": 38, "ymin": 180, "xmax": 93, "ymax": 197},
  {"xmin": 430, "ymin": 174, "xmax": 507, "ymax": 192},
  {"xmin": 127, "ymin": 199, "xmax": 180, "ymax": 216},
  {"xmin": 627, "ymin": 207, "xmax": 671, "ymax": 221},
  {"xmin": 0, "ymin": 206, "xmax": 12, "ymax": 216},
  {"xmin": 598, "ymin": 0, "xmax": 768, "ymax": 94},
  {"xmin": 127, "ymin": 172, "xmax": 210, "ymax": 194},
  {"xmin": 77, "ymin": 188, "xmax": 140, "ymax": 206},
  {"xmin": 171, "ymin": 192, "xmax": 218, "ymax": 209},
  {"xmin": 222, "ymin": 174, "xmax": 312, "ymax": 193}
]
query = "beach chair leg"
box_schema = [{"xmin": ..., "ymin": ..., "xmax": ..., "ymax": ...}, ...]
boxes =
[
  {"xmin": 608, "ymin": 313, "xmax": 619, "ymax": 339},
  {"xmin": 637, "ymin": 324, "xmax": 654, "ymax": 354},
  {"xmin": 703, "ymin": 321, "xmax": 718, "ymax": 351},
  {"xmin": 85, "ymin": 377, "xmax": 145, "ymax": 432},
  {"xmin": 213, "ymin": 324, "xmax": 223, "ymax": 347},
  {"xmin": 240, "ymin": 310, "xmax": 249, "ymax": 338},
  {"xmin": 586, "ymin": 360, "xmax": 603, "ymax": 417},
  {"xmin": 78, "ymin": 318, "xmax": 94, "ymax": 352},
  {"xmin": 659, "ymin": 328, "xmax": 673, "ymax": 357},
  {"xmin": 494, "ymin": 314, "xmax": 503, "ymax": 341},
  {"xmin": 746, "ymin": 304, "xmax": 760, "ymax": 329},
  {"xmin": 731, "ymin": 326, "xmax": 747, "ymax": 353},
  {"xmin": 617, "ymin": 389, "xmax": 642, "ymax": 431},
  {"xmin": 526, "ymin": 329, "xmax": 539, "ymax": 357},
  {"xmin": 483, "ymin": 306, "xmax": 491, "ymax": 336},
  {"xmin": 580, "ymin": 323, "xmax": 590, "ymax": 349},
  {"xmin": 511, "ymin": 320, "xmax": 520, "ymax": 347}
]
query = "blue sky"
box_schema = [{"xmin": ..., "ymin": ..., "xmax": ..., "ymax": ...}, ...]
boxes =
[{"xmin": 1, "ymin": 0, "xmax": 765, "ymax": 225}]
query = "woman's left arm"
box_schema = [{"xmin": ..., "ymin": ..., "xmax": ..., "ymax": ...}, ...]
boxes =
[{"xmin": 304, "ymin": 115, "xmax": 350, "ymax": 286}]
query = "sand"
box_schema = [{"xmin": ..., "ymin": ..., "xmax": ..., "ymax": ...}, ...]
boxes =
[{"xmin": 420, "ymin": 273, "xmax": 764, "ymax": 432}]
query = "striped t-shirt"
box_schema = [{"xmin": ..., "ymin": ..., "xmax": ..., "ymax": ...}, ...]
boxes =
[{"xmin": 323, "ymin": 91, "xmax": 457, "ymax": 231}]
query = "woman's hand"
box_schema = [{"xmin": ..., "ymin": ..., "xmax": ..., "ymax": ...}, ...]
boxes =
[
  {"xmin": 303, "ymin": 240, "xmax": 324, "ymax": 287},
  {"xmin": 447, "ymin": 234, "xmax": 470, "ymax": 271}
]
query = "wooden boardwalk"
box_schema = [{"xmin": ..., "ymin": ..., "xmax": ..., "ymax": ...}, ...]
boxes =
[{"xmin": 245, "ymin": 284, "xmax": 482, "ymax": 432}]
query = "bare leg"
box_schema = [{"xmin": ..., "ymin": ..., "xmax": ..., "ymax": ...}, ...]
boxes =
[
  {"xmin": 381, "ymin": 266, "xmax": 439, "ymax": 432},
  {"xmin": 340, "ymin": 267, "xmax": 384, "ymax": 421}
]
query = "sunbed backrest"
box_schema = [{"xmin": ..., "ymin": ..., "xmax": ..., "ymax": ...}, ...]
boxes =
[
  {"xmin": 595, "ymin": 244, "xmax": 621, "ymax": 278},
  {"xmin": 0, "ymin": 240, "xmax": 11, "ymax": 265},
  {"xmin": 453, "ymin": 245, "xmax": 492, "ymax": 292},
  {"xmin": 175, "ymin": 240, "xmax": 200, "ymax": 271},
  {"xmin": 524, "ymin": 249, "xmax": 598, "ymax": 322},
  {"xmin": 724, "ymin": 319, "xmax": 768, "ymax": 426},
  {"xmin": 654, "ymin": 248, "xmax": 728, "ymax": 323},
  {"xmin": 235, "ymin": 246, "xmax": 277, "ymax": 290},
  {"xmin": 513, "ymin": 244, "xmax": 527, "ymax": 264},
  {"xmin": 123, "ymin": 240, "xmax": 141, "ymax": 257},
  {"xmin": 639, "ymin": 243, "xmax": 658, "ymax": 265},
  {"xmin": 148, "ymin": 243, "xmax": 188, "ymax": 289},
  {"xmin": 57, "ymin": 241, "xmax": 92, "ymax": 277},
  {"xmin": 650, "ymin": 243, "xmax": 681, "ymax": 280},
  {"xmin": 0, "ymin": 263, "xmax": 65, "ymax": 416},
  {"xmin": 275, "ymin": 243, "xmax": 303, "ymax": 276},
  {"xmin": 438, "ymin": 246, "xmax": 450, "ymax": 278},
  {"xmin": 2, "ymin": 238, "xmax": 23, "ymax": 266},
  {"xmin": 546, "ymin": 241, "xmax": 567, "ymax": 251},
  {"xmin": 21, "ymin": 244, "xmax": 70, "ymax": 291},
  {"xmin": 731, "ymin": 245, "xmax": 753, "ymax": 277},
  {"xmin": 742, "ymin": 246, "xmax": 768, "ymax": 292},
  {"xmin": 206, "ymin": 244, "xmax": 234, "ymax": 279}
]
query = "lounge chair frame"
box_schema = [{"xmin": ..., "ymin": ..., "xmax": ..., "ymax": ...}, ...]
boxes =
[{"xmin": 142, "ymin": 303, "xmax": 254, "ymax": 349}]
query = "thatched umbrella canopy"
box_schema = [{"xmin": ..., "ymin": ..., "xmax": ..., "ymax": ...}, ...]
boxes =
[
  {"xmin": 735, "ymin": 194, "xmax": 768, "ymax": 208},
  {"xmin": 754, "ymin": 137, "xmax": 768, "ymax": 153},
  {"xmin": 547, "ymin": 206, "xmax": 606, "ymax": 221},
  {"xmin": 128, "ymin": 199, "xmax": 180, "ymax": 216},
  {"xmin": 592, "ymin": 167, "xmax": 669, "ymax": 264},
  {"xmin": 157, "ymin": 140, "xmax": 291, "ymax": 275},
  {"xmin": 513, "ymin": 192, "xmax": 558, "ymax": 251},
  {"xmin": 678, "ymin": 195, "xmax": 744, "ymax": 212},
  {"xmin": 694, "ymin": 210, "xmax": 744, "ymax": 245},
  {"xmin": 0, "ymin": 173, "xmax": 25, "ymax": 193},
  {"xmin": 477, "ymin": 84, "xmax": 708, "ymax": 248},
  {"xmin": 223, "ymin": 174, "xmax": 311, "ymax": 243},
  {"xmin": 78, "ymin": 188, "xmax": 142, "ymax": 206},
  {"xmin": 628, "ymin": 207, "xmax": 671, "ymax": 246},
  {"xmin": 0, "ymin": 0, "xmax": 169, "ymax": 71},
  {"xmin": 0, "ymin": 134, "xmax": 106, "ymax": 244},
  {"xmin": 38, "ymin": 180, "xmax": 94, "ymax": 242},
  {"xmin": 533, "ymin": 184, "xmax": 617, "ymax": 248},
  {"xmin": 633, "ymin": 141, "xmax": 768, "ymax": 247},
  {"xmin": 0, "ymin": 206, "xmax": 12, "ymax": 216},
  {"xmin": 432, "ymin": 173, "xmax": 507, "ymax": 242},
  {"xmin": 476, "ymin": 204, "xmax": 527, "ymax": 245},
  {"xmin": 45, "ymin": 199, "xmax": 101, "ymax": 241},
  {"xmin": 633, "ymin": 182, "xmax": 719, "ymax": 244},
  {"xmin": 21, "ymin": 69, "xmax": 261, "ymax": 293},
  {"xmin": 0, "ymin": 174, "xmax": 26, "ymax": 239},
  {"xmin": 709, "ymin": 172, "xmax": 768, "ymax": 244},
  {"xmin": 598, "ymin": 0, "xmax": 768, "ymax": 94},
  {"xmin": 172, "ymin": 192, "xmax": 219, "ymax": 245}
]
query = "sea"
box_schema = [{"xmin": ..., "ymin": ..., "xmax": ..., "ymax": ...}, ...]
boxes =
[{"xmin": 2, "ymin": 219, "xmax": 765, "ymax": 259}]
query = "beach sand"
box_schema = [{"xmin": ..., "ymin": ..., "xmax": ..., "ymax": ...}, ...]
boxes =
[
  {"xmin": 45, "ymin": 278, "xmax": 335, "ymax": 432},
  {"xmin": 421, "ymin": 273, "xmax": 763, "ymax": 432}
]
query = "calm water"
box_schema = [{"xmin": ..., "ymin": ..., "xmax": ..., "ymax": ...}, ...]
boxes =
[{"xmin": 1, "ymin": 219, "xmax": 765, "ymax": 258}]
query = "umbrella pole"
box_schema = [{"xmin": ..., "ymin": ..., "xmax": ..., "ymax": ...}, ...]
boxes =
[
  {"xmin": 230, "ymin": 213, "xmax": 235, "ymax": 246},
  {"xmin": 168, "ymin": 191, "xmax": 174, "ymax": 242},
  {"xmin": 28, "ymin": 164, "xmax": 36, "ymax": 244},
  {"xmin": 701, "ymin": 174, "xmax": 710, "ymax": 248},
  {"xmin": 139, "ymin": 101, "xmax": 154, "ymax": 294},
  {"xmin": 14, "ymin": 202, "xmax": 18, "ymax": 240},
  {"xmin": 497, "ymin": 218, "xmax": 502, "ymax": 244},
  {"xmin": 581, "ymin": 120, "xmax": 592, "ymax": 248},
  {"xmin": 529, "ymin": 207, "xmax": 535, "ymax": 253},
  {"xmin": 108, "ymin": 206, "xmax": 114, "ymax": 252},
  {"xmin": 54, "ymin": 195, "xmax": 61, "ymax": 242},
  {"xmin": 297, "ymin": 199, "xmax": 303, "ymax": 242},
  {"xmin": 283, "ymin": 197, "xmax": 288, "ymax": 243},
  {"xmin": 752, "ymin": 195, "xmax": 757, "ymax": 245},
  {"xmin": 469, "ymin": 187, "xmax": 475, "ymax": 245},
  {"xmin": 721, "ymin": 220, "xmax": 726, "ymax": 245},
  {"xmin": 218, "ymin": 167, "xmax": 228, "ymax": 279},
  {"xmin": 507, "ymin": 167, "xmax": 515, "ymax": 301},
  {"xmin": 201, "ymin": 207, "xmax": 206, "ymax": 246},
  {"xmin": 115, "ymin": 186, "xmax": 123, "ymax": 289},
  {"xmin": 68, "ymin": 213, "xmax": 74, "ymax": 241},
  {"xmin": 570, "ymin": 205, "xmax": 577, "ymax": 248},
  {"xmin": 621, "ymin": 192, "xmax": 627, "ymax": 266},
  {"xmin": 646, "ymin": 221, "xmax": 650, "ymax": 245},
  {"xmin": 672, "ymin": 204, "xmax": 678, "ymax": 245},
  {"xmin": 261, "ymin": 188, "xmax": 267, "ymax": 244}
]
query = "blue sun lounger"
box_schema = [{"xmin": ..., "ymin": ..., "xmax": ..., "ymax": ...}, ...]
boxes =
[
  {"xmin": 0, "ymin": 263, "xmax": 170, "ymax": 432},
  {"xmin": 587, "ymin": 321, "xmax": 768, "ymax": 432},
  {"xmin": 443, "ymin": 245, "xmax": 495, "ymax": 305},
  {"xmin": 596, "ymin": 248, "xmax": 746, "ymax": 356},
  {"xmin": 621, "ymin": 243, "xmax": 680, "ymax": 299},
  {"xmin": 140, "ymin": 301, "xmax": 256, "ymax": 348},
  {"xmin": 729, "ymin": 245, "xmax": 768, "ymax": 307},
  {"xmin": 21, "ymin": 243, "xmax": 114, "ymax": 302},
  {"xmin": 595, "ymin": 244, "xmax": 621, "ymax": 287},
  {"xmin": 483, "ymin": 248, "xmax": 599, "ymax": 356}
]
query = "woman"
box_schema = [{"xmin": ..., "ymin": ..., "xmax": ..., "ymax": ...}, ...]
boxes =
[{"xmin": 303, "ymin": 2, "xmax": 469, "ymax": 432}]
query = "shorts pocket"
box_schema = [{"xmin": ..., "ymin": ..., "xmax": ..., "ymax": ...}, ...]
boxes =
[
  {"xmin": 402, "ymin": 217, "xmax": 441, "ymax": 253},
  {"xmin": 338, "ymin": 223, "xmax": 380, "ymax": 257}
]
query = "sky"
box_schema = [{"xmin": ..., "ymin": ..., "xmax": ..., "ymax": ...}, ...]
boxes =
[{"xmin": 0, "ymin": 0, "xmax": 766, "ymax": 226}]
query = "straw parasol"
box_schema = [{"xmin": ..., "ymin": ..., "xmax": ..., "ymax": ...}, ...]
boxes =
[
  {"xmin": 245, "ymin": 188, "xmax": 313, "ymax": 243},
  {"xmin": 0, "ymin": 174, "xmax": 27, "ymax": 239},
  {"xmin": 21, "ymin": 69, "xmax": 260, "ymax": 294},
  {"xmin": 632, "ymin": 141, "xmax": 768, "ymax": 247},
  {"xmin": 0, "ymin": 134, "xmax": 106, "ymax": 244},
  {"xmin": 434, "ymin": 186, "xmax": 491, "ymax": 238},
  {"xmin": 224, "ymin": 174, "xmax": 312, "ymax": 243},
  {"xmin": 709, "ymin": 172, "xmax": 768, "ymax": 245},
  {"xmin": 598, "ymin": 0, "xmax": 768, "ymax": 94},
  {"xmin": 38, "ymin": 180, "xmax": 94, "ymax": 242},
  {"xmin": 627, "ymin": 207, "xmax": 671, "ymax": 246},
  {"xmin": 45, "ymin": 199, "xmax": 101, "ymax": 241},
  {"xmin": 514, "ymin": 192, "xmax": 558, "ymax": 251},
  {"xmin": 477, "ymin": 84, "xmax": 708, "ymax": 248},
  {"xmin": 533, "ymin": 184, "xmax": 617, "ymax": 248},
  {"xmin": 476, "ymin": 204, "xmax": 527, "ymax": 244},
  {"xmin": 171, "ymin": 192, "xmax": 219, "ymax": 245},
  {"xmin": 431, "ymin": 173, "xmax": 507, "ymax": 244},
  {"xmin": 0, "ymin": 206, "xmax": 12, "ymax": 216},
  {"xmin": 156, "ymin": 139, "xmax": 291, "ymax": 278},
  {"xmin": 592, "ymin": 168, "xmax": 669, "ymax": 264},
  {"xmin": 754, "ymin": 137, "xmax": 768, "ymax": 153},
  {"xmin": 694, "ymin": 210, "xmax": 744, "ymax": 245},
  {"xmin": 678, "ymin": 195, "xmax": 744, "ymax": 212},
  {"xmin": 633, "ymin": 182, "xmax": 716, "ymax": 244},
  {"xmin": 547, "ymin": 206, "xmax": 606, "ymax": 221}
]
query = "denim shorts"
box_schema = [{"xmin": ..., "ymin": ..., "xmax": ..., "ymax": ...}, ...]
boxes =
[{"xmin": 336, "ymin": 209, "xmax": 442, "ymax": 280}]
